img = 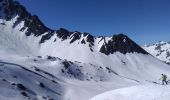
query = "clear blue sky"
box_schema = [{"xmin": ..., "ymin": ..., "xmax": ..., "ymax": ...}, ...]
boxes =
[{"xmin": 17, "ymin": 0, "xmax": 170, "ymax": 45}]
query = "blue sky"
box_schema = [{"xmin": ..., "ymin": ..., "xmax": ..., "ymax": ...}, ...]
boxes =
[{"xmin": 17, "ymin": 0, "xmax": 170, "ymax": 45}]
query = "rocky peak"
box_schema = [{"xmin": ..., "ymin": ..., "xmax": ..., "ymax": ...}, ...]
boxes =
[
  {"xmin": 100, "ymin": 34, "xmax": 148, "ymax": 55},
  {"xmin": 0, "ymin": 0, "xmax": 49, "ymax": 36}
]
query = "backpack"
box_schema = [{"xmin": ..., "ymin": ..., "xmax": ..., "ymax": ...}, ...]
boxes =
[
  {"xmin": 163, "ymin": 74, "xmax": 167, "ymax": 79},
  {"xmin": 164, "ymin": 75, "xmax": 167, "ymax": 79}
]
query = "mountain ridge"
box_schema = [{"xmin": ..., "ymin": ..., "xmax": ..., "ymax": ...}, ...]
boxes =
[{"xmin": 0, "ymin": 0, "xmax": 148, "ymax": 55}]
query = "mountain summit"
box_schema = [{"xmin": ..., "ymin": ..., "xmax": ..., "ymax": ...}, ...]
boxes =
[{"xmin": 100, "ymin": 34, "xmax": 148, "ymax": 55}]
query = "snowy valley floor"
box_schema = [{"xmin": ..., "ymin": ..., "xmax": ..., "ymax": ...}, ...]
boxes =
[{"xmin": 0, "ymin": 54, "xmax": 170, "ymax": 100}]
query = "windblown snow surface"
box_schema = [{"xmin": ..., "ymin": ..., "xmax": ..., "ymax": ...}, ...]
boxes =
[
  {"xmin": 0, "ymin": 1, "xmax": 170, "ymax": 100},
  {"xmin": 90, "ymin": 84, "xmax": 170, "ymax": 100}
]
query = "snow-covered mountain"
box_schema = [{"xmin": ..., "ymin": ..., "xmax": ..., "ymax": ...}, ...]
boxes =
[
  {"xmin": 1, "ymin": 0, "xmax": 170, "ymax": 100},
  {"xmin": 0, "ymin": 0, "xmax": 148, "ymax": 59},
  {"xmin": 143, "ymin": 41, "xmax": 170, "ymax": 65}
]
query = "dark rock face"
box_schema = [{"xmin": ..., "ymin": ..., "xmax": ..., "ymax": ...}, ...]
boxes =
[
  {"xmin": 1, "ymin": 0, "xmax": 58, "ymax": 44},
  {"xmin": 100, "ymin": 34, "xmax": 149, "ymax": 55},
  {"xmin": 61, "ymin": 60, "xmax": 84, "ymax": 80},
  {"xmin": 83, "ymin": 33, "xmax": 95, "ymax": 51},
  {"xmin": 56, "ymin": 28, "xmax": 81, "ymax": 43},
  {"xmin": 4, "ymin": 0, "xmax": 17, "ymax": 20},
  {"xmin": 81, "ymin": 39, "xmax": 86, "ymax": 44},
  {"xmin": 47, "ymin": 56, "xmax": 57, "ymax": 61},
  {"xmin": 40, "ymin": 30, "xmax": 54, "ymax": 43},
  {"xmin": 1, "ymin": 0, "xmax": 50, "ymax": 37},
  {"xmin": 86, "ymin": 34, "xmax": 94, "ymax": 46},
  {"xmin": 21, "ymin": 91, "xmax": 28, "ymax": 97},
  {"xmin": 24, "ymin": 15, "xmax": 49, "ymax": 37},
  {"xmin": 39, "ymin": 82, "xmax": 45, "ymax": 88},
  {"xmin": 62, "ymin": 61, "xmax": 70, "ymax": 69},
  {"xmin": 70, "ymin": 32, "xmax": 81, "ymax": 43},
  {"xmin": 56, "ymin": 28, "xmax": 71, "ymax": 40},
  {"xmin": 17, "ymin": 83, "xmax": 27, "ymax": 90}
]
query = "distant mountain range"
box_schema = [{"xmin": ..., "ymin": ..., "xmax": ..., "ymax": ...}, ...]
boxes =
[{"xmin": 143, "ymin": 41, "xmax": 170, "ymax": 65}]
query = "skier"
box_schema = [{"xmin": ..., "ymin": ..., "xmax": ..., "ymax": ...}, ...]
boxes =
[{"xmin": 160, "ymin": 74, "xmax": 168, "ymax": 85}]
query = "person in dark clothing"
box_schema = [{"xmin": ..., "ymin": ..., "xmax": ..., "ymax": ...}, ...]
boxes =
[{"xmin": 160, "ymin": 74, "xmax": 168, "ymax": 85}]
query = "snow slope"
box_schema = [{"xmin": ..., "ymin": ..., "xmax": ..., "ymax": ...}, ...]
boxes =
[
  {"xmin": 0, "ymin": 0, "xmax": 170, "ymax": 100},
  {"xmin": 0, "ymin": 61, "xmax": 63, "ymax": 100},
  {"xmin": 90, "ymin": 84, "xmax": 170, "ymax": 100},
  {"xmin": 1, "ymin": 54, "xmax": 170, "ymax": 100},
  {"xmin": 143, "ymin": 41, "xmax": 170, "ymax": 65}
]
